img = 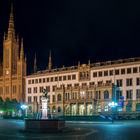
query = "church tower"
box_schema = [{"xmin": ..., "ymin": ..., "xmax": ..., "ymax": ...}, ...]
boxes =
[
  {"xmin": 0, "ymin": 4, "xmax": 27, "ymax": 102},
  {"xmin": 3, "ymin": 4, "xmax": 18, "ymax": 76}
]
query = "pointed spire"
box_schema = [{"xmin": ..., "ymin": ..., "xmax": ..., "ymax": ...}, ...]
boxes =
[
  {"xmin": 88, "ymin": 59, "xmax": 90, "ymax": 65},
  {"xmin": 25, "ymin": 54, "xmax": 27, "ymax": 62},
  {"xmin": 3, "ymin": 33, "xmax": 6, "ymax": 40},
  {"xmin": 48, "ymin": 50, "xmax": 52, "ymax": 70},
  {"xmin": 78, "ymin": 61, "xmax": 80, "ymax": 67},
  {"xmin": 20, "ymin": 38, "xmax": 24, "ymax": 60},
  {"xmin": 16, "ymin": 35, "xmax": 20, "ymax": 60},
  {"xmin": 33, "ymin": 53, "xmax": 37, "ymax": 73},
  {"xmin": 7, "ymin": 3, "xmax": 15, "ymax": 39},
  {"xmin": 16, "ymin": 35, "xmax": 19, "ymax": 43}
]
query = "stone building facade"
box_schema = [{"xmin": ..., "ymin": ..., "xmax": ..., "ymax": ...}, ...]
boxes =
[{"xmin": 26, "ymin": 56, "xmax": 140, "ymax": 116}]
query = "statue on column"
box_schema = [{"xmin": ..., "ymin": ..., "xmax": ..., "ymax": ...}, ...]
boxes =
[{"xmin": 41, "ymin": 89, "xmax": 49, "ymax": 119}]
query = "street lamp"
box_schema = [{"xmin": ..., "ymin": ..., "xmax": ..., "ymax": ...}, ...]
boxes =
[
  {"xmin": 108, "ymin": 101, "xmax": 118, "ymax": 108},
  {"xmin": 108, "ymin": 101, "xmax": 118, "ymax": 123},
  {"xmin": 21, "ymin": 104, "xmax": 28, "ymax": 117}
]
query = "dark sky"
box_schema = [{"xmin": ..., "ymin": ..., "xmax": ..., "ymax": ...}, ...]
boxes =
[{"xmin": 0, "ymin": 0, "xmax": 140, "ymax": 74}]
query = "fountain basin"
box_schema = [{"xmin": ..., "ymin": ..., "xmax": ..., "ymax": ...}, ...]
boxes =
[{"xmin": 24, "ymin": 119, "xmax": 65, "ymax": 132}]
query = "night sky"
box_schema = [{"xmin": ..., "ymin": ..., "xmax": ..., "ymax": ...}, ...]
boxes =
[{"xmin": 0, "ymin": 0, "xmax": 140, "ymax": 74}]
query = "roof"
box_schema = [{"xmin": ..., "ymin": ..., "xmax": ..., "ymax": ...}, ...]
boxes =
[{"xmin": 26, "ymin": 57, "xmax": 140, "ymax": 78}]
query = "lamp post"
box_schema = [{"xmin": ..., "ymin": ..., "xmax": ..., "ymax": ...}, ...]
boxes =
[
  {"xmin": 108, "ymin": 101, "xmax": 118, "ymax": 123},
  {"xmin": 108, "ymin": 101, "xmax": 118, "ymax": 114},
  {"xmin": 21, "ymin": 104, "xmax": 28, "ymax": 117}
]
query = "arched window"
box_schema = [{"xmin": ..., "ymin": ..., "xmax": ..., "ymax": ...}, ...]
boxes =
[
  {"xmin": 58, "ymin": 106, "xmax": 61, "ymax": 113},
  {"xmin": 57, "ymin": 94, "xmax": 61, "ymax": 101},
  {"xmin": 52, "ymin": 106, "xmax": 56, "ymax": 113},
  {"xmin": 104, "ymin": 90, "xmax": 109, "ymax": 99}
]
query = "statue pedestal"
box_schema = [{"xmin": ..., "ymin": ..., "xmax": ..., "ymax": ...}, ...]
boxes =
[
  {"xmin": 41, "ymin": 97, "xmax": 48, "ymax": 119},
  {"xmin": 24, "ymin": 91, "xmax": 65, "ymax": 133},
  {"xmin": 25, "ymin": 119, "xmax": 65, "ymax": 132}
]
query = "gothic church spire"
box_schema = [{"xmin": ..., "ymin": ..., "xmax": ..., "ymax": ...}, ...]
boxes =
[
  {"xmin": 20, "ymin": 38, "xmax": 24, "ymax": 60},
  {"xmin": 7, "ymin": 3, "xmax": 15, "ymax": 39},
  {"xmin": 48, "ymin": 50, "xmax": 52, "ymax": 70},
  {"xmin": 33, "ymin": 53, "xmax": 37, "ymax": 73}
]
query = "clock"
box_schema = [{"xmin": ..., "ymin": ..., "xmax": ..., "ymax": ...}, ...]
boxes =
[{"xmin": 6, "ymin": 70, "xmax": 9, "ymax": 75}]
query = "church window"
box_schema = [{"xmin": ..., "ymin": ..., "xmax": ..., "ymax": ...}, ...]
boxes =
[
  {"xmin": 0, "ymin": 87, "xmax": 3, "ymax": 95},
  {"xmin": 5, "ymin": 48, "xmax": 9, "ymax": 68},
  {"xmin": 12, "ymin": 85, "xmax": 16, "ymax": 94},
  {"xmin": 5, "ymin": 86, "xmax": 9, "ymax": 94}
]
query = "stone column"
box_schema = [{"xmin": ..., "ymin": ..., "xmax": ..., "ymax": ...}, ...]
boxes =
[
  {"xmin": 92, "ymin": 101, "xmax": 94, "ymax": 115},
  {"xmin": 84, "ymin": 102, "xmax": 87, "ymax": 116},
  {"xmin": 76, "ymin": 103, "xmax": 79, "ymax": 115},
  {"xmin": 132, "ymin": 101, "xmax": 136, "ymax": 112},
  {"xmin": 41, "ymin": 97, "xmax": 48, "ymax": 119},
  {"xmin": 33, "ymin": 101, "xmax": 38, "ymax": 113},
  {"xmin": 123, "ymin": 101, "xmax": 126, "ymax": 112}
]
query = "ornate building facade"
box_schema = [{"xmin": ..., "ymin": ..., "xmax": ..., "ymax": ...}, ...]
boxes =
[
  {"xmin": 26, "ymin": 54, "xmax": 140, "ymax": 116},
  {"xmin": 0, "ymin": 6, "xmax": 26, "ymax": 102}
]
